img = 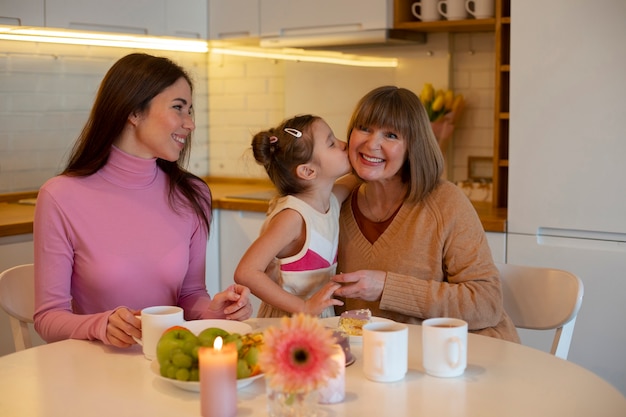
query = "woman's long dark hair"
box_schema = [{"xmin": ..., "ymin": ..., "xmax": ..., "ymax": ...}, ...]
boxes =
[{"xmin": 62, "ymin": 53, "xmax": 211, "ymax": 232}]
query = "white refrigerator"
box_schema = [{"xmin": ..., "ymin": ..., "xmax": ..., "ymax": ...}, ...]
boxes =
[{"xmin": 508, "ymin": 1, "xmax": 626, "ymax": 395}]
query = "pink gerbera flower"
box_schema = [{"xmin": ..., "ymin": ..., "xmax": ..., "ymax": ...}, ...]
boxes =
[{"xmin": 259, "ymin": 313, "xmax": 340, "ymax": 393}]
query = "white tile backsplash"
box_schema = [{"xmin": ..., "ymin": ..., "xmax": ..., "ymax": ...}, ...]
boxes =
[
  {"xmin": 0, "ymin": 32, "xmax": 494, "ymax": 192},
  {"xmin": 0, "ymin": 41, "xmax": 208, "ymax": 192}
]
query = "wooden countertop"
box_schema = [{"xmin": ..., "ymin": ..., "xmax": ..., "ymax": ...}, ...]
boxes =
[{"xmin": 0, "ymin": 178, "xmax": 506, "ymax": 238}]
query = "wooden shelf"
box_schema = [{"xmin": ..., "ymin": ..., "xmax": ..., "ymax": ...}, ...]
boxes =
[{"xmin": 394, "ymin": 19, "xmax": 496, "ymax": 33}]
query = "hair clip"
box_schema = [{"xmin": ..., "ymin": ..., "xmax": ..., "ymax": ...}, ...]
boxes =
[
  {"xmin": 284, "ymin": 128, "xmax": 302, "ymax": 138},
  {"xmin": 269, "ymin": 136, "xmax": 278, "ymax": 143}
]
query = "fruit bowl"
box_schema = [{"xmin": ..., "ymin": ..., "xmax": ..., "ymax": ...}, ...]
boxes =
[
  {"xmin": 150, "ymin": 360, "xmax": 263, "ymax": 391},
  {"xmin": 183, "ymin": 319, "xmax": 252, "ymax": 336}
]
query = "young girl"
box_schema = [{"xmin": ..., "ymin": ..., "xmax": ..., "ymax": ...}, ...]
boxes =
[{"xmin": 234, "ymin": 115, "xmax": 355, "ymax": 317}]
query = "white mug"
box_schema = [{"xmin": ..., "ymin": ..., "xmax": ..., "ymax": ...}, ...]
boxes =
[
  {"xmin": 135, "ymin": 306, "xmax": 184, "ymax": 360},
  {"xmin": 422, "ymin": 317, "xmax": 468, "ymax": 377},
  {"xmin": 411, "ymin": 0, "xmax": 441, "ymax": 22},
  {"xmin": 437, "ymin": 0, "xmax": 469, "ymax": 20},
  {"xmin": 465, "ymin": 0, "xmax": 494, "ymax": 19},
  {"xmin": 363, "ymin": 322, "xmax": 408, "ymax": 382}
]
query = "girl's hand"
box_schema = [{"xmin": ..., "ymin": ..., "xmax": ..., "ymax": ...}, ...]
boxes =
[
  {"xmin": 210, "ymin": 284, "xmax": 254, "ymax": 321},
  {"xmin": 304, "ymin": 281, "xmax": 344, "ymax": 316},
  {"xmin": 106, "ymin": 307, "xmax": 142, "ymax": 348},
  {"xmin": 331, "ymin": 270, "xmax": 386, "ymax": 301}
]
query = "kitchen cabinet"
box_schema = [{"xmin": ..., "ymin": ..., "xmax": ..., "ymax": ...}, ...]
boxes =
[
  {"xmin": 485, "ymin": 232, "xmax": 505, "ymax": 264},
  {"xmin": 46, "ymin": 0, "xmax": 166, "ymax": 35},
  {"xmin": 209, "ymin": 0, "xmax": 259, "ymax": 40},
  {"xmin": 508, "ymin": 0, "xmax": 626, "ymax": 395},
  {"xmin": 260, "ymin": 0, "xmax": 390, "ymax": 39},
  {"xmin": 165, "ymin": 0, "xmax": 208, "ymax": 39},
  {"xmin": 45, "ymin": 0, "xmax": 207, "ymax": 38},
  {"xmin": 217, "ymin": 209, "xmax": 265, "ymax": 316},
  {"xmin": 394, "ymin": 0, "xmax": 511, "ymax": 209},
  {"xmin": 0, "ymin": 0, "xmax": 44, "ymax": 26}
]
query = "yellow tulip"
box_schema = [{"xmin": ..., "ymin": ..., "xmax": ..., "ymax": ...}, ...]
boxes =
[
  {"xmin": 420, "ymin": 83, "xmax": 434, "ymax": 103},
  {"xmin": 432, "ymin": 93, "xmax": 445, "ymax": 112},
  {"xmin": 452, "ymin": 94, "xmax": 465, "ymax": 114},
  {"xmin": 444, "ymin": 90, "xmax": 454, "ymax": 111}
]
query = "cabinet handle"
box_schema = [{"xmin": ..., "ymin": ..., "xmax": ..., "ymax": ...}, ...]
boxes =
[{"xmin": 67, "ymin": 22, "xmax": 148, "ymax": 35}]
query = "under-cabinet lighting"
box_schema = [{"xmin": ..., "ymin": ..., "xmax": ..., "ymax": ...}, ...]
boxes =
[
  {"xmin": 0, "ymin": 26, "xmax": 209, "ymax": 52},
  {"xmin": 210, "ymin": 46, "xmax": 398, "ymax": 68},
  {"xmin": 0, "ymin": 26, "xmax": 398, "ymax": 67}
]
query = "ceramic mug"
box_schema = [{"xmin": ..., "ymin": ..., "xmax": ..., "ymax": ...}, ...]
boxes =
[
  {"xmin": 422, "ymin": 317, "xmax": 468, "ymax": 377},
  {"xmin": 437, "ymin": 0, "xmax": 469, "ymax": 20},
  {"xmin": 411, "ymin": 0, "xmax": 441, "ymax": 22},
  {"xmin": 465, "ymin": 0, "xmax": 495, "ymax": 19},
  {"xmin": 362, "ymin": 322, "xmax": 408, "ymax": 382},
  {"xmin": 134, "ymin": 305, "xmax": 184, "ymax": 360}
]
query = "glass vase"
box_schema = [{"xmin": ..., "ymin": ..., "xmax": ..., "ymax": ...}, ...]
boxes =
[{"xmin": 265, "ymin": 382, "xmax": 319, "ymax": 417}]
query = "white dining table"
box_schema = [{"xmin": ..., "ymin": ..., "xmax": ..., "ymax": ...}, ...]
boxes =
[{"xmin": 0, "ymin": 318, "xmax": 624, "ymax": 417}]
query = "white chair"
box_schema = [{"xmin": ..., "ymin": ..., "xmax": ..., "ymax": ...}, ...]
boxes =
[
  {"xmin": 496, "ymin": 263, "xmax": 584, "ymax": 360},
  {"xmin": 0, "ymin": 264, "xmax": 35, "ymax": 351}
]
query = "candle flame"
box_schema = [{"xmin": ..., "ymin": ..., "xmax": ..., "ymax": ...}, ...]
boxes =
[{"xmin": 214, "ymin": 336, "xmax": 223, "ymax": 350}]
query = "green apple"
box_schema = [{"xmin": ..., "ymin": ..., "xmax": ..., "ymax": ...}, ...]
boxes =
[
  {"xmin": 197, "ymin": 327, "xmax": 229, "ymax": 347},
  {"xmin": 156, "ymin": 326, "xmax": 199, "ymax": 371}
]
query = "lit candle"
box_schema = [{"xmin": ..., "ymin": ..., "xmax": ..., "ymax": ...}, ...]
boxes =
[
  {"xmin": 318, "ymin": 344, "xmax": 346, "ymax": 404},
  {"xmin": 199, "ymin": 336, "xmax": 237, "ymax": 417}
]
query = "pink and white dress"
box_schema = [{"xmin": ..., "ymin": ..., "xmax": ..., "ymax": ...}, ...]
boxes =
[{"xmin": 257, "ymin": 194, "xmax": 340, "ymax": 318}]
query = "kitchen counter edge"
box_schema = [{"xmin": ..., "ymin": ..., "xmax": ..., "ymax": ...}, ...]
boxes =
[{"xmin": 0, "ymin": 177, "xmax": 506, "ymax": 237}]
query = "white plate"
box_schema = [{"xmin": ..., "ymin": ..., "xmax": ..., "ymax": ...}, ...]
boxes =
[
  {"xmin": 150, "ymin": 360, "xmax": 263, "ymax": 392},
  {"xmin": 320, "ymin": 316, "xmax": 395, "ymax": 344},
  {"xmin": 182, "ymin": 319, "xmax": 252, "ymax": 336}
]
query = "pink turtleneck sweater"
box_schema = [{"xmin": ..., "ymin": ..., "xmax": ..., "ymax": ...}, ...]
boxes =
[{"xmin": 34, "ymin": 146, "xmax": 216, "ymax": 344}]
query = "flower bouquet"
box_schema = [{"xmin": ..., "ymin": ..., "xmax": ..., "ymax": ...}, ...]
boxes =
[
  {"xmin": 259, "ymin": 313, "xmax": 340, "ymax": 417},
  {"xmin": 419, "ymin": 83, "xmax": 465, "ymax": 153}
]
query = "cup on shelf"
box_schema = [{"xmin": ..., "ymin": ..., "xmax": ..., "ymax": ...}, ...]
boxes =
[
  {"xmin": 411, "ymin": 0, "xmax": 441, "ymax": 22},
  {"xmin": 134, "ymin": 305, "xmax": 184, "ymax": 361},
  {"xmin": 362, "ymin": 321, "xmax": 408, "ymax": 382},
  {"xmin": 437, "ymin": 0, "xmax": 469, "ymax": 20},
  {"xmin": 422, "ymin": 317, "xmax": 468, "ymax": 377},
  {"xmin": 465, "ymin": 0, "xmax": 495, "ymax": 19}
]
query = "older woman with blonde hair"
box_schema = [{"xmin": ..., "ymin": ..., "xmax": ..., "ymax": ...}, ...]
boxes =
[{"xmin": 332, "ymin": 86, "xmax": 519, "ymax": 342}]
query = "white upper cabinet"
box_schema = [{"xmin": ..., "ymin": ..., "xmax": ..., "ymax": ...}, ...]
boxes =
[
  {"xmin": 165, "ymin": 0, "xmax": 208, "ymax": 39},
  {"xmin": 0, "ymin": 0, "xmax": 45, "ymax": 26},
  {"xmin": 45, "ymin": 0, "xmax": 207, "ymax": 38},
  {"xmin": 46, "ymin": 0, "xmax": 166, "ymax": 35},
  {"xmin": 209, "ymin": 0, "xmax": 259, "ymax": 40},
  {"xmin": 259, "ymin": 0, "xmax": 390, "ymax": 38}
]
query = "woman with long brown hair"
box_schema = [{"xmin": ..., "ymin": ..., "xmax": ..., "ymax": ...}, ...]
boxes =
[{"xmin": 34, "ymin": 53, "xmax": 252, "ymax": 348}]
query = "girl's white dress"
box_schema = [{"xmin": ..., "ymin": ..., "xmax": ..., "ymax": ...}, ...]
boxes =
[{"xmin": 257, "ymin": 194, "xmax": 340, "ymax": 318}]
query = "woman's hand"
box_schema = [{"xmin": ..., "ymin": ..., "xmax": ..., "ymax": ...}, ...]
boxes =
[
  {"xmin": 210, "ymin": 284, "xmax": 254, "ymax": 321},
  {"xmin": 106, "ymin": 307, "xmax": 142, "ymax": 348},
  {"xmin": 331, "ymin": 270, "xmax": 386, "ymax": 301},
  {"xmin": 303, "ymin": 281, "xmax": 344, "ymax": 316}
]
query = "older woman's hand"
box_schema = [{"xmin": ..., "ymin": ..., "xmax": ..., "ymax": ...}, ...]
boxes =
[
  {"xmin": 210, "ymin": 284, "xmax": 254, "ymax": 321},
  {"xmin": 331, "ymin": 270, "xmax": 386, "ymax": 301}
]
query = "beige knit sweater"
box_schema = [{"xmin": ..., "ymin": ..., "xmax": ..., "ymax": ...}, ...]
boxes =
[{"xmin": 337, "ymin": 181, "xmax": 520, "ymax": 342}]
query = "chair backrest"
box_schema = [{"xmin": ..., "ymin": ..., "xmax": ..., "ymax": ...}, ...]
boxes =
[
  {"xmin": 0, "ymin": 264, "xmax": 35, "ymax": 351},
  {"xmin": 496, "ymin": 263, "xmax": 584, "ymax": 360}
]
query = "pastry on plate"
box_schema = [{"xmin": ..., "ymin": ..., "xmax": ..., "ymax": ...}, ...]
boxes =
[{"xmin": 338, "ymin": 309, "xmax": 371, "ymax": 336}]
